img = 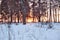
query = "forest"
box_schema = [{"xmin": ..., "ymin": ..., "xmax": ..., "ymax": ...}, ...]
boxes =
[{"xmin": 0, "ymin": 0, "xmax": 60, "ymax": 24}]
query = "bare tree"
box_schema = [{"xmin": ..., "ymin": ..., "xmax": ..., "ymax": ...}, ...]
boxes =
[
  {"xmin": 1, "ymin": 0, "xmax": 9, "ymax": 23},
  {"xmin": 20, "ymin": 0, "xmax": 30, "ymax": 24}
]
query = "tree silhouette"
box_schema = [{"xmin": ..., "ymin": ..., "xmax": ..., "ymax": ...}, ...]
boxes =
[{"xmin": 20, "ymin": 0, "xmax": 30, "ymax": 24}]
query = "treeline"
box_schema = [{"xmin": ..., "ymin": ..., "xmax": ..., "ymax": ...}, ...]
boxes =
[{"xmin": 0, "ymin": 0, "xmax": 60, "ymax": 24}]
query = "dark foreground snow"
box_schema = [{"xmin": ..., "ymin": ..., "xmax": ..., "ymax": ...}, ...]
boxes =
[{"xmin": 0, "ymin": 23, "xmax": 60, "ymax": 40}]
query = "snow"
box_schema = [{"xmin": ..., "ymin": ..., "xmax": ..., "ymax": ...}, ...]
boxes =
[{"xmin": 0, "ymin": 23, "xmax": 60, "ymax": 40}]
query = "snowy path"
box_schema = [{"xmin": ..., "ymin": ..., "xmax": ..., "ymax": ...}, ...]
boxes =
[{"xmin": 0, "ymin": 23, "xmax": 60, "ymax": 40}]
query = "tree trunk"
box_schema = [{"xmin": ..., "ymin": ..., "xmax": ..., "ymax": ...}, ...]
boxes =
[
  {"xmin": 38, "ymin": 0, "xmax": 41, "ymax": 22},
  {"xmin": 23, "ymin": 13, "xmax": 26, "ymax": 24}
]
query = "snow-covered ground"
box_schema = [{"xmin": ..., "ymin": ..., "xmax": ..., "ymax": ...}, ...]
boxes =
[{"xmin": 0, "ymin": 23, "xmax": 60, "ymax": 40}]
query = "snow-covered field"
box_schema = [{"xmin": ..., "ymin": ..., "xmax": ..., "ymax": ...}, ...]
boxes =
[{"xmin": 0, "ymin": 23, "xmax": 60, "ymax": 40}]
